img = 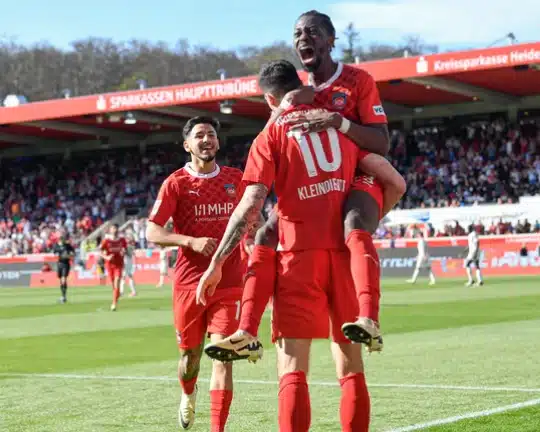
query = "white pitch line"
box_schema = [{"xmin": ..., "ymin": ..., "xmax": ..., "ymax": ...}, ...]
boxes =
[
  {"xmin": 1, "ymin": 372, "xmax": 540, "ymax": 394},
  {"xmin": 386, "ymin": 397, "xmax": 540, "ymax": 432}
]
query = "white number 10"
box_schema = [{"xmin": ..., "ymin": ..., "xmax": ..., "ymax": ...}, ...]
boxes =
[{"xmin": 291, "ymin": 128, "xmax": 343, "ymax": 178}]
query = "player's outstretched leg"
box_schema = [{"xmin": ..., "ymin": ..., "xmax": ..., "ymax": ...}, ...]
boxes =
[
  {"xmin": 341, "ymin": 190, "xmax": 383, "ymax": 352},
  {"xmin": 208, "ymin": 334, "xmax": 234, "ymax": 432},
  {"xmin": 276, "ymin": 338, "xmax": 312, "ymax": 432},
  {"xmin": 332, "ymin": 342, "xmax": 370, "ymax": 432},
  {"xmin": 205, "ymin": 213, "xmax": 278, "ymax": 362},
  {"xmin": 178, "ymin": 343, "xmax": 203, "ymax": 430}
]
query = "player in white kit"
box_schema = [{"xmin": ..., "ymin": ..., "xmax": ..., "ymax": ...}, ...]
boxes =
[
  {"xmin": 407, "ymin": 230, "xmax": 436, "ymax": 285},
  {"xmin": 464, "ymin": 226, "xmax": 484, "ymax": 287},
  {"xmin": 120, "ymin": 234, "xmax": 137, "ymax": 297},
  {"xmin": 156, "ymin": 247, "xmax": 170, "ymax": 288}
]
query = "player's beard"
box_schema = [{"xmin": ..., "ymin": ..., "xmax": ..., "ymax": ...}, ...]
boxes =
[{"xmin": 198, "ymin": 154, "xmax": 216, "ymax": 163}]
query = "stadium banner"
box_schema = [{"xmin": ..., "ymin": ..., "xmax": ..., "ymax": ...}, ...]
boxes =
[
  {"xmin": 0, "ymin": 234, "xmax": 538, "ymax": 287},
  {"xmin": 0, "ymin": 250, "xmax": 170, "ymax": 288},
  {"xmin": 383, "ymin": 202, "xmax": 540, "ymax": 231},
  {"xmin": 377, "ymin": 234, "xmax": 540, "ymax": 278},
  {"xmin": 2, "ymin": 41, "xmax": 539, "ymax": 125}
]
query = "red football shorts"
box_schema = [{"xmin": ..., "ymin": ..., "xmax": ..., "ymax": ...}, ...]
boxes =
[
  {"xmin": 106, "ymin": 263, "xmax": 123, "ymax": 282},
  {"xmin": 173, "ymin": 286, "xmax": 243, "ymax": 350},
  {"xmin": 351, "ymin": 175, "xmax": 384, "ymax": 219},
  {"xmin": 272, "ymin": 249, "xmax": 358, "ymax": 344}
]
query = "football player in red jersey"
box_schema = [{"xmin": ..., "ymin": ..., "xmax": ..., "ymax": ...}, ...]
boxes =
[
  {"xmin": 100, "ymin": 224, "xmax": 127, "ymax": 311},
  {"xmin": 198, "ymin": 60, "xmax": 374, "ymax": 432},
  {"xmin": 285, "ymin": 10, "xmax": 405, "ymax": 348},
  {"xmin": 145, "ymin": 116, "xmax": 259, "ymax": 432},
  {"xmin": 208, "ymin": 10, "xmax": 404, "ymax": 357}
]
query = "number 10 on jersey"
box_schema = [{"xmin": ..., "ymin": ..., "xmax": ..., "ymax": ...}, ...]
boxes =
[{"xmin": 290, "ymin": 128, "xmax": 343, "ymax": 177}]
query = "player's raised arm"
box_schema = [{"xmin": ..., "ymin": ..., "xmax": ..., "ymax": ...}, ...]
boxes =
[
  {"xmin": 212, "ymin": 183, "xmax": 269, "ymax": 267},
  {"xmin": 343, "ymin": 71, "xmax": 390, "ymax": 156}
]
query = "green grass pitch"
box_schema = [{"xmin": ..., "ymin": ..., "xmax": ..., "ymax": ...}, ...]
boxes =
[{"xmin": 1, "ymin": 276, "xmax": 539, "ymax": 431}]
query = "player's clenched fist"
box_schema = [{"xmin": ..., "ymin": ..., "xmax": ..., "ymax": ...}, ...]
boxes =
[
  {"xmin": 196, "ymin": 261, "xmax": 223, "ymax": 305},
  {"xmin": 189, "ymin": 237, "xmax": 218, "ymax": 256}
]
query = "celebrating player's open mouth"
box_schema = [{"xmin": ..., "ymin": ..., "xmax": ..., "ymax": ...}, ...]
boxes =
[
  {"xmin": 294, "ymin": 15, "xmax": 327, "ymax": 71},
  {"xmin": 200, "ymin": 145, "xmax": 216, "ymax": 155}
]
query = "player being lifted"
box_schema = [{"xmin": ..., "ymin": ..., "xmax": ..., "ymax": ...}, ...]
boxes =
[
  {"xmin": 53, "ymin": 235, "xmax": 75, "ymax": 304},
  {"xmin": 145, "ymin": 117, "xmax": 256, "ymax": 431},
  {"xmin": 120, "ymin": 233, "xmax": 137, "ymax": 297},
  {"xmin": 407, "ymin": 229, "xmax": 436, "ymax": 285},
  {"xmin": 198, "ymin": 60, "xmax": 377, "ymax": 431},
  {"xmin": 100, "ymin": 224, "xmax": 127, "ymax": 311},
  {"xmin": 465, "ymin": 226, "xmax": 484, "ymax": 286},
  {"xmin": 205, "ymin": 9, "xmax": 406, "ymax": 359}
]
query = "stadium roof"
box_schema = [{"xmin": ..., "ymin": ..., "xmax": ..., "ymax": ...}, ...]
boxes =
[{"xmin": 1, "ymin": 41, "xmax": 539, "ymax": 155}]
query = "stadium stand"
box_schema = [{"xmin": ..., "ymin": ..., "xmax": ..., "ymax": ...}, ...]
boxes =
[{"xmin": 1, "ymin": 116, "xmax": 539, "ymax": 254}]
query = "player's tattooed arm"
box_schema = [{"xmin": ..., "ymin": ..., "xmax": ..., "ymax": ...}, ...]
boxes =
[{"xmin": 212, "ymin": 184, "xmax": 268, "ymax": 265}]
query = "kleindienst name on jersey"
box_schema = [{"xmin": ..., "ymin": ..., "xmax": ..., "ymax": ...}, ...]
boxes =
[{"xmin": 297, "ymin": 178, "xmax": 346, "ymax": 200}]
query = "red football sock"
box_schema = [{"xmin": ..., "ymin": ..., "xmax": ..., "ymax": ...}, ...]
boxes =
[
  {"xmin": 210, "ymin": 390, "xmax": 233, "ymax": 432},
  {"xmin": 278, "ymin": 371, "xmax": 311, "ymax": 432},
  {"xmin": 346, "ymin": 230, "xmax": 381, "ymax": 322},
  {"xmin": 339, "ymin": 373, "xmax": 371, "ymax": 432},
  {"xmin": 239, "ymin": 245, "xmax": 276, "ymax": 336},
  {"xmin": 180, "ymin": 376, "xmax": 197, "ymax": 395},
  {"xmin": 112, "ymin": 286, "xmax": 120, "ymax": 304}
]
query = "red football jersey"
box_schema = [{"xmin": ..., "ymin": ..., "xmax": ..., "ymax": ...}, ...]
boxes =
[
  {"xmin": 309, "ymin": 62, "xmax": 387, "ymax": 126},
  {"xmin": 243, "ymin": 105, "xmax": 366, "ymax": 251},
  {"xmin": 100, "ymin": 237, "xmax": 127, "ymax": 267},
  {"xmin": 148, "ymin": 164, "xmax": 245, "ymax": 290}
]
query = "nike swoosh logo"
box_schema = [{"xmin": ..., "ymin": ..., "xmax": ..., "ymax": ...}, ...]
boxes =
[{"xmin": 229, "ymin": 338, "xmax": 244, "ymax": 345}]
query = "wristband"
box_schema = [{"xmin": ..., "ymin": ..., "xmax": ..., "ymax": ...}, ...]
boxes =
[
  {"xmin": 279, "ymin": 99, "xmax": 292, "ymax": 110},
  {"xmin": 339, "ymin": 117, "xmax": 351, "ymax": 134}
]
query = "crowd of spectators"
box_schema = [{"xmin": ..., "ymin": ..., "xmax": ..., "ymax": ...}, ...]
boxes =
[
  {"xmin": 391, "ymin": 118, "xmax": 540, "ymax": 209},
  {"xmin": 374, "ymin": 218, "xmax": 540, "ymax": 240},
  {"xmin": 1, "ymin": 118, "xmax": 539, "ymax": 255},
  {"xmin": 0, "ymin": 145, "xmax": 184, "ymax": 255}
]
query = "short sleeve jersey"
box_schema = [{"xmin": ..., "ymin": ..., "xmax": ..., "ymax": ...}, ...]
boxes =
[
  {"xmin": 148, "ymin": 164, "xmax": 245, "ymax": 290},
  {"xmin": 54, "ymin": 242, "xmax": 74, "ymax": 265},
  {"xmin": 100, "ymin": 237, "xmax": 127, "ymax": 267},
  {"xmin": 243, "ymin": 105, "xmax": 365, "ymax": 251},
  {"xmin": 310, "ymin": 63, "xmax": 387, "ymax": 126}
]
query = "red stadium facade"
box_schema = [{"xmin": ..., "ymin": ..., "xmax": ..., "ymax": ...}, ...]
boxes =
[{"xmin": 1, "ymin": 42, "xmax": 540, "ymax": 156}]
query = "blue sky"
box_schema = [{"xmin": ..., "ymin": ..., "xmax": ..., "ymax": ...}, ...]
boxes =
[{"xmin": 3, "ymin": 0, "xmax": 539, "ymax": 52}]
